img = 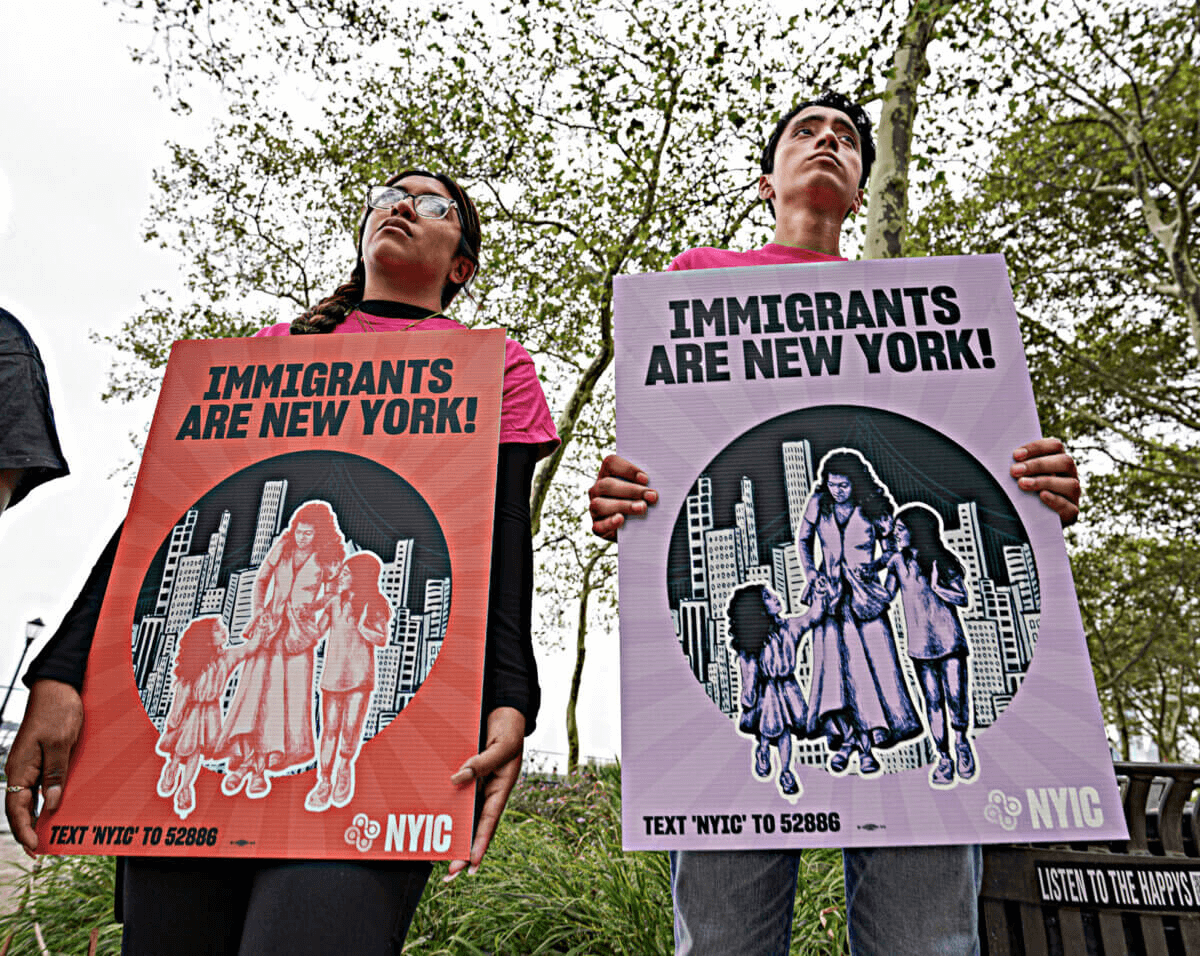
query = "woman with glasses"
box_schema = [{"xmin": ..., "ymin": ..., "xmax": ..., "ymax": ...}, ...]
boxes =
[{"xmin": 5, "ymin": 169, "xmax": 559, "ymax": 954}]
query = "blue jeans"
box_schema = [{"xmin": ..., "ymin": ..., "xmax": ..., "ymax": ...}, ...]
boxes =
[{"xmin": 670, "ymin": 844, "xmax": 982, "ymax": 955}]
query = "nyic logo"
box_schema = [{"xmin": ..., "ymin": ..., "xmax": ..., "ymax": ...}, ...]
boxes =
[
  {"xmin": 1026, "ymin": 787, "xmax": 1105, "ymax": 830},
  {"xmin": 340, "ymin": 812, "xmax": 455, "ymax": 854},
  {"xmin": 384, "ymin": 814, "xmax": 454, "ymax": 853},
  {"xmin": 984, "ymin": 787, "xmax": 1106, "ymax": 833},
  {"xmin": 985, "ymin": 790, "xmax": 1022, "ymax": 831},
  {"xmin": 345, "ymin": 813, "xmax": 382, "ymax": 852}
]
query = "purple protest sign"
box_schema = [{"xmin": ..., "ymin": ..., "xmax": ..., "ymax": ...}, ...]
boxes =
[{"xmin": 614, "ymin": 254, "xmax": 1125, "ymax": 850}]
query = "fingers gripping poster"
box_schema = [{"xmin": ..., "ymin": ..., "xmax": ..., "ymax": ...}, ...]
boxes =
[
  {"xmin": 614, "ymin": 255, "xmax": 1125, "ymax": 849},
  {"xmin": 41, "ymin": 330, "xmax": 504, "ymax": 860}
]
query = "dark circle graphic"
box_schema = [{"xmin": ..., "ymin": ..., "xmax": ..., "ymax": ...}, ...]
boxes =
[
  {"xmin": 131, "ymin": 450, "xmax": 450, "ymax": 774},
  {"xmin": 667, "ymin": 405, "xmax": 1039, "ymax": 778}
]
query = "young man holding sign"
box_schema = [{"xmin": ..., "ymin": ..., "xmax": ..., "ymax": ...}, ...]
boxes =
[{"xmin": 589, "ymin": 92, "xmax": 1080, "ymax": 955}]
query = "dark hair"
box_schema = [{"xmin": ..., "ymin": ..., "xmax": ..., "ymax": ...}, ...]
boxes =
[
  {"xmin": 894, "ymin": 504, "xmax": 964, "ymax": 584},
  {"xmin": 816, "ymin": 449, "xmax": 893, "ymax": 523},
  {"xmin": 760, "ymin": 91, "xmax": 876, "ymax": 216},
  {"xmin": 290, "ymin": 169, "xmax": 482, "ymax": 334},
  {"xmin": 336, "ymin": 551, "xmax": 391, "ymax": 625},
  {"xmin": 284, "ymin": 500, "xmax": 346, "ymax": 574},
  {"xmin": 727, "ymin": 584, "xmax": 774, "ymax": 658},
  {"xmin": 173, "ymin": 616, "xmax": 228, "ymax": 685}
]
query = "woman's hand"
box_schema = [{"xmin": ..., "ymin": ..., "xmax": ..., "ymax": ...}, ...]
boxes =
[
  {"xmin": 1012, "ymin": 438, "xmax": 1080, "ymax": 526},
  {"xmin": 588, "ymin": 455, "xmax": 658, "ymax": 540},
  {"xmin": 4, "ymin": 679, "xmax": 84, "ymax": 856},
  {"xmin": 446, "ymin": 706, "xmax": 525, "ymax": 879}
]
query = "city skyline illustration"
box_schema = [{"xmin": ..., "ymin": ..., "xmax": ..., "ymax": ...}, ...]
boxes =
[
  {"xmin": 130, "ymin": 453, "xmax": 452, "ymax": 770},
  {"xmin": 667, "ymin": 410, "xmax": 1040, "ymax": 778}
]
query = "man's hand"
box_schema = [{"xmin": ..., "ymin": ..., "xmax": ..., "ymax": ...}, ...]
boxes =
[
  {"xmin": 1012, "ymin": 438, "xmax": 1080, "ymax": 526},
  {"xmin": 446, "ymin": 706, "xmax": 525, "ymax": 879},
  {"xmin": 4, "ymin": 679, "xmax": 84, "ymax": 855},
  {"xmin": 588, "ymin": 455, "xmax": 659, "ymax": 540}
]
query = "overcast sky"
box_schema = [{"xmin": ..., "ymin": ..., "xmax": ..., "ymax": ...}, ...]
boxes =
[
  {"xmin": 0, "ymin": 0, "xmax": 620, "ymax": 769},
  {"xmin": 1, "ymin": 1, "xmax": 170, "ymax": 722}
]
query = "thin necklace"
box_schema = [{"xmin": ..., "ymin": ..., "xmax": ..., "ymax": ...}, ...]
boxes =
[{"xmin": 353, "ymin": 307, "xmax": 445, "ymax": 333}]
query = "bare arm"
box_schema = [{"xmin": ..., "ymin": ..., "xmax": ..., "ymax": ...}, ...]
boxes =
[
  {"xmin": 796, "ymin": 499, "xmax": 826, "ymax": 597},
  {"xmin": 251, "ymin": 540, "xmax": 284, "ymax": 615},
  {"xmin": 222, "ymin": 642, "xmax": 256, "ymax": 665},
  {"xmin": 738, "ymin": 654, "xmax": 759, "ymax": 709},
  {"xmin": 882, "ymin": 554, "xmax": 902, "ymax": 599}
]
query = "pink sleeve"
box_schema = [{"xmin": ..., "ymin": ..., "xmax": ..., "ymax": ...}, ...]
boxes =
[
  {"xmin": 254, "ymin": 323, "xmax": 291, "ymax": 337},
  {"xmin": 501, "ymin": 339, "xmax": 559, "ymax": 459}
]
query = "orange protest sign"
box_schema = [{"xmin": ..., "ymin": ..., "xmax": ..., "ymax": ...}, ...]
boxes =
[{"xmin": 40, "ymin": 329, "xmax": 504, "ymax": 860}]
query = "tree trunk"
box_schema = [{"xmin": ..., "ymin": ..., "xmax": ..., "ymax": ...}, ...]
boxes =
[
  {"xmin": 864, "ymin": 2, "xmax": 946, "ymax": 260},
  {"xmin": 567, "ymin": 546, "xmax": 611, "ymax": 774},
  {"xmin": 1125, "ymin": 119, "xmax": 1200, "ymax": 358}
]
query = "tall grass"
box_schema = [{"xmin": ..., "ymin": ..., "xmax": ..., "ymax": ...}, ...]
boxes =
[
  {"xmin": 0, "ymin": 766, "xmax": 847, "ymax": 954},
  {"xmin": 0, "ymin": 855, "xmax": 121, "ymax": 955},
  {"xmin": 408, "ymin": 766, "xmax": 847, "ymax": 955}
]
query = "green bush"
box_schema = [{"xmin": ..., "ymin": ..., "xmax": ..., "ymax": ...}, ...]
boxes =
[{"xmin": 0, "ymin": 766, "xmax": 847, "ymax": 954}]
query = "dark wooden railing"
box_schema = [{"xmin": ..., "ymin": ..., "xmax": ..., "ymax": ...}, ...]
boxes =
[{"xmin": 981, "ymin": 762, "xmax": 1200, "ymax": 955}]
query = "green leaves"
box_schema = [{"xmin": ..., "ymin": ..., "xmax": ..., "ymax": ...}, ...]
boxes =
[
  {"xmin": 104, "ymin": 0, "xmax": 1200, "ymax": 757},
  {"xmin": 906, "ymin": 0, "xmax": 1200, "ymax": 756}
]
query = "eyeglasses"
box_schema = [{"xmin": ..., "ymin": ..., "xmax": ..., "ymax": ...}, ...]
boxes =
[{"xmin": 367, "ymin": 185, "xmax": 458, "ymax": 220}]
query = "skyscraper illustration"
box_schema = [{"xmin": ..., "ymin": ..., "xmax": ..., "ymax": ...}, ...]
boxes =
[
  {"xmin": 782, "ymin": 440, "xmax": 814, "ymax": 540},
  {"xmin": 250, "ymin": 480, "xmax": 287, "ymax": 565},
  {"xmin": 205, "ymin": 510, "xmax": 231, "ymax": 590},
  {"xmin": 154, "ymin": 510, "xmax": 198, "ymax": 616},
  {"xmin": 132, "ymin": 475, "xmax": 449, "ymax": 752},
  {"xmin": 686, "ymin": 477, "xmax": 713, "ymax": 600},
  {"xmin": 381, "ymin": 539, "xmax": 414, "ymax": 609},
  {"xmin": 669, "ymin": 435, "xmax": 1041, "ymax": 777},
  {"xmin": 734, "ymin": 477, "xmax": 759, "ymax": 573}
]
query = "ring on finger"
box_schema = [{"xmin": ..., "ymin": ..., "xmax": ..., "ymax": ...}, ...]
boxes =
[{"xmin": 5, "ymin": 785, "xmax": 29, "ymax": 793}]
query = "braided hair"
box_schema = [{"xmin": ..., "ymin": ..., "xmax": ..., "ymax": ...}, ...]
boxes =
[{"xmin": 290, "ymin": 169, "xmax": 482, "ymax": 335}]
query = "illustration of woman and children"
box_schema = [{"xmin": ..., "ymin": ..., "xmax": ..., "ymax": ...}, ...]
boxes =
[
  {"xmin": 729, "ymin": 449, "xmax": 979, "ymax": 791},
  {"xmin": 727, "ymin": 583, "xmax": 824, "ymax": 797},
  {"xmin": 154, "ymin": 617, "xmax": 251, "ymax": 818},
  {"xmin": 884, "ymin": 503, "xmax": 976, "ymax": 787},
  {"xmin": 154, "ymin": 499, "xmax": 394, "ymax": 818},
  {"xmin": 305, "ymin": 551, "xmax": 391, "ymax": 812}
]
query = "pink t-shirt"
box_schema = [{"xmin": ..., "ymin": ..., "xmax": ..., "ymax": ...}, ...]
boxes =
[
  {"xmin": 668, "ymin": 243, "xmax": 845, "ymax": 271},
  {"xmin": 256, "ymin": 313, "xmax": 560, "ymax": 457}
]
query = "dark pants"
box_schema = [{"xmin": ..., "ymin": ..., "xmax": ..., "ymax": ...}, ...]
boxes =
[{"xmin": 119, "ymin": 857, "xmax": 433, "ymax": 955}]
